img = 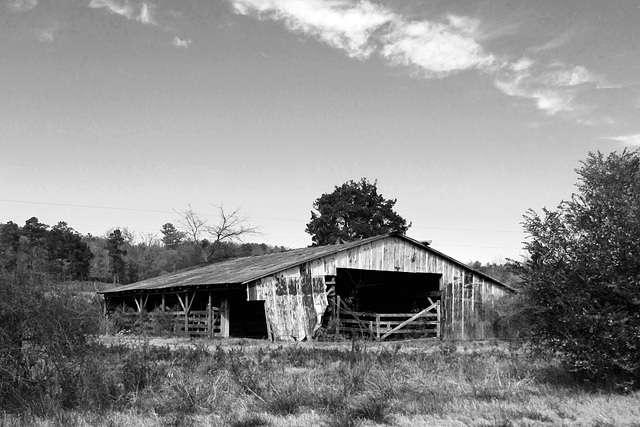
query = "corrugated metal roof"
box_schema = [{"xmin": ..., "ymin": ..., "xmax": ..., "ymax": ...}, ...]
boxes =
[{"xmin": 100, "ymin": 234, "xmax": 513, "ymax": 295}]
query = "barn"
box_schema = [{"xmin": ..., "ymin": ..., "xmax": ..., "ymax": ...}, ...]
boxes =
[{"xmin": 100, "ymin": 233, "xmax": 515, "ymax": 341}]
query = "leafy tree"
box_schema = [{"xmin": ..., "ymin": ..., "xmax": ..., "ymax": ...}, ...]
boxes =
[
  {"xmin": 160, "ymin": 222, "xmax": 185, "ymax": 249},
  {"xmin": 0, "ymin": 222, "xmax": 21, "ymax": 272},
  {"xmin": 21, "ymin": 217, "xmax": 49, "ymax": 274},
  {"xmin": 47, "ymin": 222, "xmax": 93, "ymax": 280},
  {"xmin": 519, "ymin": 150, "xmax": 640, "ymax": 384},
  {"xmin": 107, "ymin": 229, "xmax": 127, "ymax": 284},
  {"xmin": 306, "ymin": 178, "xmax": 410, "ymax": 246}
]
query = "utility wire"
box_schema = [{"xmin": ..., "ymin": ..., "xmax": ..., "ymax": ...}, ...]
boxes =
[{"xmin": 0, "ymin": 198, "xmax": 523, "ymax": 234}]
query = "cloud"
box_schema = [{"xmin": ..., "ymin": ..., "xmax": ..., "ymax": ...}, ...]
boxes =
[
  {"xmin": 494, "ymin": 60, "xmax": 602, "ymax": 116},
  {"xmin": 231, "ymin": 0, "xmax": 494, "ymax": 75},
  {"xmin": 529, "ymin": 30, "xmax": 574, "ymax": 53},
  {"xmin": 89, "ymin": 0, "xmax": 156, "ymax": 25},
  {"xmin": 137, "ymin": 2, "xmax": 155, "ymax": 25},
  {"xmin": 172, "ymin": 36, "xmax": 192, "ymax": 48},
  {"xmin": 234, "ymin": 0, "xmax": 395, "ymax": 59},
  {"xmin": 5, "ymin": 0, "xmax": 37, "ymax": 13},
  {"xmin": 608, "ymin": 134, "xmax": 640, "ymax": 147},
  {"xmin": 34, "ymin": 27, "xmax": 56, "ymax": 42},
  {"xmin": 229, "ymin": 0, "xmax": 611, "ymax": 120},
  {"xmin": 381, "ymin": 17, "xmax": 495, "ymax": 77}
]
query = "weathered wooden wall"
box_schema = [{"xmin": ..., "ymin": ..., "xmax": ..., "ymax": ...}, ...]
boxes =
[
  {"xmin": 249, "ymin": 236, "xmax": 511, "ymax": 341},
  {"xmin": 253, "ymin": 264, "xmax": 328, "ymax": 341}
]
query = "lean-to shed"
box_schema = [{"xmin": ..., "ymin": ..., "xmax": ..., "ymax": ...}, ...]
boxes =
[{"xmin": 100, "ymin": 233, "xmax": 514, "ymax": 341}]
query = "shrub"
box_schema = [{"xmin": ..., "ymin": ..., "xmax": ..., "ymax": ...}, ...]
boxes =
[
  {"xmin": 518, "ymin": 150, "xmax": 640, "ymax": 386},
  {"xmin": 0, "ymin": 272, "xmax": 106, "ymax": 413}
]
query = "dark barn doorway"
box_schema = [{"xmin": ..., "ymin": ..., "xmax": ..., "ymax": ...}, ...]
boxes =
[
  {"xmin": 228, "ymin": 291, "xmax": 269, "ymax": 338},
  {"xmin": 335, "ymin": 268, "xmax": 442, "ymax": 313}
]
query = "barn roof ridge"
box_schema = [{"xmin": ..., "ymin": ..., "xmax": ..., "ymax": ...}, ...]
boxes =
[{"xmin": 100, "ymin": 233, "xmax": 514, "ymax": 295}]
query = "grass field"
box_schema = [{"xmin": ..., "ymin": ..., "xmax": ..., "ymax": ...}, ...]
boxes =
[{"xmin": 2, "ymin": 337, "xmax": 639, "ymax": 427}]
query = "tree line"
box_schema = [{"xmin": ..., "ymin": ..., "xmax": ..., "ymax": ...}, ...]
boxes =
[{"xmin": 0, "ymin": 217, "xmax": 286, "ymax": 285}]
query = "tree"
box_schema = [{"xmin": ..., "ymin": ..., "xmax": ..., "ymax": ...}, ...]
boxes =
[
  {"xmin": 305, "ymin": 178, "xmax": 410, "ymax": 246},
  {"xmin": 0, "ymin": 222, "xmax": 21, "ymax": 272},
  {"xmin": 160, "ymin": 223, "xmax": 185, "ymax": 249},
  {"xmin": 107, "ymin": 229, "xmax": 127, "ymax": 284},
  {"xmin": 519, "ymin": 149, "xmax": 640, "ymax": 384},
  {"xmin": 174, "ymin": 204, "xmax": 258, "ymax": 263},
  {"xmin": 46, "ymin": 222, "xmax": 93, "ymax": 280}
]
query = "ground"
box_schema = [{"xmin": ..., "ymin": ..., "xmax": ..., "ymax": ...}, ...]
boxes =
[{"xmin": 3, "ymin": 336, "xmax": 640, "ymax": 427}]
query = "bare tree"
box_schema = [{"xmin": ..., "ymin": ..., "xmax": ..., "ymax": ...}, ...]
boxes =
[
  {"xmin": 174, "ymin": 204, "xmax": 209, "ymax": 243},
  {"xmin": 138, "ymin": 231, "xmax": 160, "ymax": 247},
  {"xmin": 175, "ymin": 204, "xmax": 258, "ymax": 262}
]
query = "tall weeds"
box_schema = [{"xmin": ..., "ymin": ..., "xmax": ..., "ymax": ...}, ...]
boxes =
[{"xmin": 2, "ymin": 337, "xmax": 639, "ymax": 426}]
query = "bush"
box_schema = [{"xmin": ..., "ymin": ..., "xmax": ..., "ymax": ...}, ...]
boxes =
[
  {"xmin": 518, "ymin": 150, "xmax": 640, "ymax": 386},
  {"xmin": 0, "ymin": 271, "xmax": 107, "ymax": 413}
]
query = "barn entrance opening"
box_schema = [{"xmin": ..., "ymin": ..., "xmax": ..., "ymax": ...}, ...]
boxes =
[
  {"xmin": 335, "ymin": 268, "xmax": 441, "ymax": 312},
  {"xmin": 228, "ymin": 290, "xmax": 269, "ymax": 338},
  {"xmin": 327, "ymin": 268, "xmax": 442, "ymax": 339}
]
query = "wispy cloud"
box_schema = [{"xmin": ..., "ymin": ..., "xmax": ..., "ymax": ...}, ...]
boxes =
[
  {"xmin": 229, "ymin": 0, "xmax": 607, "ymax": 119},
  {"xmin": 34, "ymin": 26, "xmax": 56, "ymax": 42},
  {"xmin": 137, "ymin": 2, "xmax": 155, "ymax": 25},
  {"xmin": 529, "ymin": 30, "xmax": 574, "ymax": 53},
  {"xmin": 6, "ymin": 0, "xmax": 37, "ymax": 13},
  {"xmin": 88, "ymin": 0, "xmax": 156, "ymax": 25},
  {"xmin": 172, "ymin": 36, "xmax": 192, "ymax": 48},
  {"xmin": 231, "ymin": 0, "xmax": 494, "ymax": 76},
  {"xmin": 608, "ymin": 134, "xmax": 640, "ymax": 147},
  {"xmin": 88, "ymin": 0, "xmax": 196, "ymax": 47},
  {"xmin": 233, "ymin": 0, "xmax": 395, "ymax": 59},
  {"xmin": 494, "ymin": 60, "xmax": 601, "ymax": 115}
]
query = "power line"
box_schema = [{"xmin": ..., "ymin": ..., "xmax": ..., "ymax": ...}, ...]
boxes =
[
  {"xmin": 0, "ymin": 198, "xmax": 523, "ymax": 234},
  {"xmin": 0, "ymin": 198, "xmax": 174, "ymax": 215}
]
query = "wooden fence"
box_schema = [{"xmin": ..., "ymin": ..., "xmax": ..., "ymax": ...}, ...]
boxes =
[
  {"xmin": 115, "ymin": 308, "xmax": 221, "ymax": 337},
  {"xmin": 334, "ymin": 297, "xmax": 440, "ymax": 340}
]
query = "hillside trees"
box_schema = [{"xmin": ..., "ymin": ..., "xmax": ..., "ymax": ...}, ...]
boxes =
[
  {"xmin": 1, "ymin": 215, "xmax": 281, "ymax": 286},
  {"xmin": 306, "ymin": 178, "xmax": 410, "ymax": 246},
  {"xmin": 0, "ymin": 218, "xmax": 92, "ymax": 281},
  {"xmin": 519, "ymin": 149, "xmax": 640, "ymax": 384}
]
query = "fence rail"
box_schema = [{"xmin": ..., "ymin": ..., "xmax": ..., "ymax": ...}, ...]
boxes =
[
  {"xmin": 334, "ymin": 297, "xmax": 440, "ymax": 340},
  {"xmin": 114, "ymin": 308, "xmax": 221, "ymax": 337}
]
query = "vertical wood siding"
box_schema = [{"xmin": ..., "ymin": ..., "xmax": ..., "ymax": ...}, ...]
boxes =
[{"xmin": 250, "ymin": 236, "xmax": 510, "ymax": 341}]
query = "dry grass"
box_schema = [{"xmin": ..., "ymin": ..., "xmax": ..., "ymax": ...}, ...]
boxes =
[{"xmin": 2, "ymin": 337, "xmax": 640, "ymax": 427}]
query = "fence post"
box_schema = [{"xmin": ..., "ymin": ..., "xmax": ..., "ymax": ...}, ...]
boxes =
[
  {"xmin": 184, "ymin": 292, "xmax": 189, "ymax": 335},
  {"xmin": 336, "ymin": 295, "xmax": 341, "ymax": 335},
  {"xmin": 436, "ymin": 303, "xmax": 441, "ymax": 339},
  {"xmin": 376, "ymin": 314, "xmax": 380, "ymax": 340}
]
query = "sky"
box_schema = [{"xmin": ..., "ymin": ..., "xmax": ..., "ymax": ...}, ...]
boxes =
[{"xmin": 1, "ymin": 0, "xmax": 640, "ymax": 264}]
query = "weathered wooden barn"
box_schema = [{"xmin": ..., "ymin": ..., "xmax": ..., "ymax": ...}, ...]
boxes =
[{"xmin": 100, "ymin": 233, "xmax": 514, "ymax": 341}]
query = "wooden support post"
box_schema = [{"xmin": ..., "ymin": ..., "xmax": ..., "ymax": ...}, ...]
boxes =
[
  {"xmin": 264, "ymin": 302, "xmax": 273, "ymax": 342},
  {"xmin": 336, "ymin": 295, "xmax": 341, "ymax": 335},
  {"xmin": 376, "ymin": 314, "xmax": 380, "ymax": 340},
  {"xmin": 161, "ymin": 294, "xmax": 165, "ymax": 312},
  {"xmin": 220, "ymin": 296, "xmax": 229, "ymax": 338},
  {"xmin": 208, "ymin": 291, "xmax": 213, "ymax": 338}
]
